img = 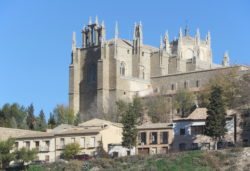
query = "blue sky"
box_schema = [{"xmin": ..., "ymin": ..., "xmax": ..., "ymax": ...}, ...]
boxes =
[{"xmin": 0, "ymin": 0, "xmax": 249, "ymax": 118}]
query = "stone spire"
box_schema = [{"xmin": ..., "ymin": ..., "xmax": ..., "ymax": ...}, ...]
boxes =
[
  {"xmin": 101, "ymin": 20, "xmax": 105, "ymax": 28},
  {"xmin": 115, "ymin": 21, "xmax": 119, "ymax": 40},
  {"xmin": 206, "ymin": 31, "xmax": 211, "ymax": 47},
  {"xmin": 95, "ymin": 16, "xmax": 99, "ymax": 25},
  {"xmin": 184, "ymin": 25, "xmax": 189, "ymax": 36},
  {"xmin": 88, "ymin": 16, "xmax": 92, "ymax": 25},
  {"xmin": 222, "ymin": 51, "xmax": 230, "ymax": 67},
  {"xmin": 133, "ymin": 22, "xmax": 143, "ymax": 45},
  {"xmin": 101, "ymin": 20, "xmax": 106, "ymax": 45},
  {"xmin": 178, "ymin": 28, "xmax": 183, "ymax": 58},
  {"xmin": 139, "ymin": 21, "xmax": 143, "ymax": 44},
  {"xmin": 133, "ymin": 22, "xmax": 137, "ymax": 40},
  {"xmin": 72, "ymin": 32, "xmax": 76, "ymax": 51},
  {"xmin": 179, "ymin": 27, "xmax": 183, "ymax": 40},
  {"xmin": 196, "ymin": 28, "xmax": 200, "ymax": 45},
  {"xmin": 164, "ymin": 30, "xmax": 170, "ymax": 52},
  {"xmin": 160, "ymin": 35, "xmax": 163, "ymax": 49}
]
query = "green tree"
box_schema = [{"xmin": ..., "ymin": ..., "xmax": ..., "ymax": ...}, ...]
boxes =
[
  {"xmin": 96, "ymin": 140, "xmax": 109, "ymax": 158},
  {"xmin": 0, "ymin": 138, "xmax": 15, "ymax": 169},
  {"xmin": 14, "ymin": 147, "xmax": 38, "ymax": 164},
  {"xmin": 174, "ymin": 89, "xmax": 195, "ymax": 118},
  {"xmin": 121, "ymin": 103, "xmax": 137, "ymax": 152},
  {"xmin": 26, "ymin": 104, "xmax": 36, "ymax": 130},
  {"xmin": 146, "ymin": 94, "xmax": 171, "ymax": 123},
  {"xmin": 0, "ymin": 103, "xmax": 27, "ymax": 129},
  {"xmin": 132, "ymin": 95, "xmax": 144, "ymax": 123},
  {"xmin": 205, "ymin": 85, "xmax": 227, "ymax": 150},
  {"xmin": 48, "ymin": 113, "xmax": 56, "ymax": 129},
  {"xmin": 198, "ymin": 69, "xmax": 243, "ymax": 109},
  {"xmin": 116, "ymin": 96, "xmax": 143, "ymax": 124},
  {"xmin": 116, "ymin": 100, "xmax": 128, "ymax": 122},
  {"xmin": 74, "ymin": 112, "xmax": 81, "ymax": 126},
  {"xmin": 53, "ymin": 104, "xmax": 75, "ymax": 125},
  {"xmin": 61, "ymin": 143, "xmax": 80, "ymax": 160},
  {"xmin": 35, "ymin": 110, "xmax": 47, "ymax": 131}
]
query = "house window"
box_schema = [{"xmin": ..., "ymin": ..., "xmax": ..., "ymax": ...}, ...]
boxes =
[
  {"xmin": 150, "ymin": 132, "xmax": 158, "ymax": 144},
  {"xmin": 184, "ymin": 81, "xmax": 188, "ymax": 89},
  {"xmin": 25, "ymin": 141, "xmax": 30, "ymax": 150},
  {"xmin": 80, "ymin": 137, "xmax": 85, "ymax": 148},
  {"xmin": 45, "ymin": 155, "xmax": 50, "ymax": 162},
  {"xmin": 127, "ymin": 50, "xmax": 130, "ymax": 54},
  {"xmin": 138, "ymin": 132, "xmax": 147, "ymax": 145},
  {"xmin": 171, "ymin": 83, "xmax": 176, "ymax": 90},
  {"xmin": 142, "ymin": 52, "xmax": 144, "ymax": 56},
  {"xmin": 179, "ymin": 143, "xmax": 186, "ymax": 151},
  {"xmin": 196, "ymin": 80, "xmax": 200, "ymax": 88},
  {"xmin": 160, "ymin": 132, "xmax": 168, "ymax": 144},
  {"xmin": 192, "ymin": 143, "xmax": 199, "ymax": 150},
  {"xmin": 60, "ymin": 138, "xmax": 65, "ymax": 148},
  {"xmin": 180, "ymin": 128, "xmax": 185, "ymax": 135},
  {"xmin": 191, "ymin": 126, "xmax": 204, "ymax": 135},
  {"xmin": 15, "ymin": 142, "xmax": 19, "ymax": 150},
  {"xmin": 90, "ymin": 137, "xmax": 96, "ymax": 147},
  {"xmin": 120, "ymin": 62, "xmax": 125, "ymax": 76},
  {"xmin": 71, "ymin": 138, "xmax": 75, "ymax": 143},
  {"xmin": 45, "ymin": 141, "xmax": 50, "ymax": 151},
  {"xmin": 35, "ymin": 141, "xmax": 40, "ymax": 150}
]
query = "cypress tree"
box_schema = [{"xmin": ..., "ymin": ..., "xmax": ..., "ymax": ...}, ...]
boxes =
[
  {"xmin": 205, "ymin": 85, "xmax": 227, "ymax": 150},
  {"xmin": 121, "ymin": 103, "xmax": 137, "ymax": 152},
  {"xmin": 26, "ymin": 104, "xmax": 35, "ymax": 130}
]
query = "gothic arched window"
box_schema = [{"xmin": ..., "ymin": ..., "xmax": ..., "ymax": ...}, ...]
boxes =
[
  {"xmin": 87, "ymin": 64, "xmax": 97, "ymax": 83},
  {"xmin": 120, "ymin": 62, "xmax": 125, "ymax": 76}
]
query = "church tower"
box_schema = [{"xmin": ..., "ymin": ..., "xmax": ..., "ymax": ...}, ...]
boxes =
[{"xmin": 132, "ymin": 22, "xmax": 143, "ymax": 78}]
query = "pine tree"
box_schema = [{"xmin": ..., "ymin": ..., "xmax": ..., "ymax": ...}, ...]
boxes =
[
  {"xmin": 74, "ymin": 112, "xmax": 81, "ymax": 126},
  {"xmin": 48, "ymin": 113, "xmax": 56, "ymax": 129},
  {"xmin": 35, "ymin": 110, "xmax": 47, "ymax": 131},
  {"xmin": 121, "ymin": 103, "xmax": 137, "ymax": 152},
  {"xmin": 26, "ymin": 104, "xmax": 35, "ymax": 130},
  {"xmin": 205, "ymin": 85, "xmax": 227, "ymax": 150}
]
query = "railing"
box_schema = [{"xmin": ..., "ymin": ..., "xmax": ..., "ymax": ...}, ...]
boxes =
[
  {"xmin": 56, "ymin": 145, "xmax": 65, "ymax": 150},
  {"xmin": 39, "ymin": 146, "xmax": 50, "ymax": 152}
]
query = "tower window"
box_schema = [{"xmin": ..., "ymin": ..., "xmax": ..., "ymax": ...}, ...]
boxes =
[
  {"xmin": 184, "ymin": 81, "xmax": 189, "ymax": 89},
  {"xmin": 196, "ymin": 80, "xmax": 200, "ymax": 88},
  {"xmin": 171, "ymin": 84, "xmax": 175, "ymax": 90},
  {"xmin": 120, "ymin": 62, "xmax": 125, "ymax": 76}
]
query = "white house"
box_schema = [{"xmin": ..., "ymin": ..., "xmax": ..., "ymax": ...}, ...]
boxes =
[{"xmin": 172, "ymin": 108, "xmax": 236, "ymax": 151}]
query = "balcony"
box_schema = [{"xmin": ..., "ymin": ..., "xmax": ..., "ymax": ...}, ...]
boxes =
[
  {"xmin": 56, "ymin": 145, "xmax": 65, "ymax": 150},
  {"xmin": 39, "ymin": 146, "xmax": 50, "ymax": 152}
]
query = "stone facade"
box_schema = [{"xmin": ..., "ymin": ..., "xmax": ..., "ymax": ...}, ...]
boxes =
[
  {"xmin": 15, "ymin": 118, "xmax": 123, "ymax": 162},
  {"xmin": 69, "ymin": 17, "xmax": 249, "ymax": 115}
]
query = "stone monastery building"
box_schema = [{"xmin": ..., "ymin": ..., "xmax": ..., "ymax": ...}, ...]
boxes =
[{"xmin": 69, "ymin": 17, "xmax": 247, "ymax": 115}]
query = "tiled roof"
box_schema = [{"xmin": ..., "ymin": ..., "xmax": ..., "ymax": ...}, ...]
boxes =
[
  {"xmin": 173, "ymin": 108, "xmax": 208, "ymax": 121},
  {"xmin": 137, "ymin": 123, "xmax": 172, "ymax": 129},
  {"xmin": 79, "ymin": 118, "xmax": 123, "ymax": 128},
  {"xmin": 15, "ymin": 132, "xmax": 54, "ymax": 139}
]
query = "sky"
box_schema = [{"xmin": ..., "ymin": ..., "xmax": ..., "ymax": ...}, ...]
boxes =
[{"xmin": 0, "ymin": 0, "xmax": 249, "ymax": 118}]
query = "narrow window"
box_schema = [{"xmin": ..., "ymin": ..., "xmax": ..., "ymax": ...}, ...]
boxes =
[
  {"xmin": 179, "ymin": 143, "xmax": 186, "ymax": 151},
  {"xmin": 180, "ymin": 128, "xmax": 185, "ymax": 135},
  {"xmin": 150, "ymin": 132, "xmax": 158, "ymax": 144},
  {"xmin": 160, "ymin": 132, "xmax": 168, "ymax": 144},
  {"xmin": 184, "ymin": 81, "xmax": 188, "ymax": 89},
  {"xmin": 142, "ymin": 52, "xmax": 144, "ymax": 56},
  {"xmin": 196, "ymin": 80, "xmax": 200, "ymax": 88},
  {"xmin": 120, "ymin": 62, "xmax": 125, "ymax": 76},
  {"xmin": 171, "ymin": 84, "xmax": 175, "ymax": 90}
]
